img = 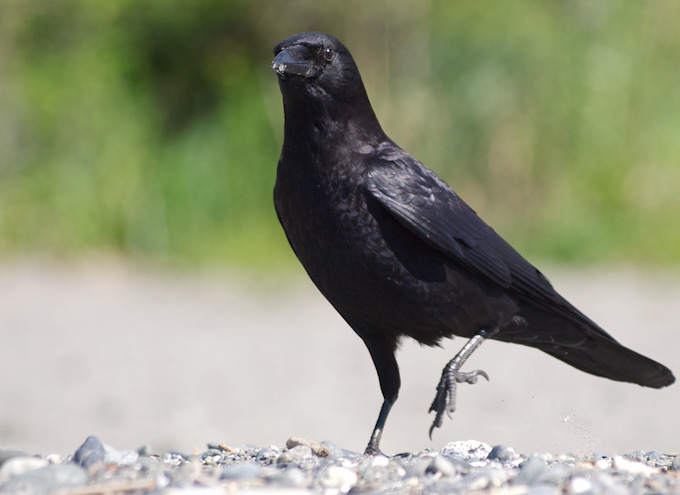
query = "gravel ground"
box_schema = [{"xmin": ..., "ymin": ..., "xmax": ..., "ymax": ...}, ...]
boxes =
[
  {"xmin": 0, "ymin": 259, "xmax": 678, "ymax": 468},
  {"xmin": 1, "ymin": 435, "xmax": 679, "ymax": 494}
]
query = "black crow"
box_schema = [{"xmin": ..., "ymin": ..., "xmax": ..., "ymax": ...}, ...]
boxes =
[{"xmin": 271, "ymin": 32, "xmax": 674, "ymax": 455}]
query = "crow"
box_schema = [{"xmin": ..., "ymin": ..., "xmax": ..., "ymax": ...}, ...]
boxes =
[{"xmin": 271, "ymin": 32, "xmax": 675, "ymax": 455}]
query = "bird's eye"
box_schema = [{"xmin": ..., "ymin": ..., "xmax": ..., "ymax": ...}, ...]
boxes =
[{"xmin": 323, "ymin": 47, "xmax": 334, "ymax": 61}]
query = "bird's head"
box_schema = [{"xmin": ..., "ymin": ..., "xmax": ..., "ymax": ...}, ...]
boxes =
[
  {"xmin": 272, "ymin": 32, "xmax": 383, "ymax": 140},
  {"xmin": 272, "ymin": 32, "xmax": 359, "ymax": 95}
]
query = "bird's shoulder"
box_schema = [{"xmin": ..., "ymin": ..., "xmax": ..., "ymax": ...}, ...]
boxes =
[{"xmin": 361, "ymin": 141, "xmax": 497, "ymax": 262}]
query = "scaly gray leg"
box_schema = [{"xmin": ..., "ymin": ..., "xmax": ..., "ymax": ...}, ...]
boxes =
[{"xmin": 428, "ymin": 329, "xmax": 496, "ymax": 438}]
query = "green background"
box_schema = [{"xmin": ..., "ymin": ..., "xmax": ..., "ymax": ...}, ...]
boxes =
[{"xmin": 2, "ymin": 1, "xmax": 679, "ymax": 270}]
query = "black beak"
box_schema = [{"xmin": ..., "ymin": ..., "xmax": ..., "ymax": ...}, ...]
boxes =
[{"xmin": 272, "ymin": 48, "xmax": 315, "ymax": 78}]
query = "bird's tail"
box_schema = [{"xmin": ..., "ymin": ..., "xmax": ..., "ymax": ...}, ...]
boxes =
[{"xmin": 534, "ymin": 333, "xmax": 675, "ymax": 389}]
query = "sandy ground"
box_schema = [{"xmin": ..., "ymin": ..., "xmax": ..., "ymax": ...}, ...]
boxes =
[{"xmin": 0, "ymin": 259, "xmax": 678, "ymax": 457}]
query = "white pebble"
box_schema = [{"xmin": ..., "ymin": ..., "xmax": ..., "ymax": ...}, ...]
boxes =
[
  {"xmin": 612, "ymin": 456, "xmax": 659, "ymax": 476},
  {"xmin": 440, "ymin": 440, "xmax": 492, "ymax": 459},
  {"xmin": 0, "ymin": 457, "xmax": 49, "ymax": 483},
  {"xmin": 321, "ymin": 466, "xmax": 358, "ymax": 492},
  {"xmin": 569, "ymin": 477, "xmax": 594, "ymax": 494}
]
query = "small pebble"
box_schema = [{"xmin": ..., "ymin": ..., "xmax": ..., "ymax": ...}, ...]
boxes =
[
  {"xmin": 137, "ymin": 445, "xmax": 153, "ymax": 457},
  {"xmin": 0, "ymin": 457, "xmax": 49, "ymax": 483},
  {"xmin": 568, "ymin": 476, "xmax": 595, "ymax": 495},
  {"xmin": 425, "ymin": 455, "xmax": 456, "ymax": 477},
  {"xmin": 44, "ymin": 453, "xmax": 62, "ymax": 464},
  {"xmin": 73, "ymin": 436, "xmax": 106, "ymax": 468},
  {"xmin": 0, "ymin": 450, "xmax": 28, "ymax": 467},
  {"xmin": 256, "ymin": 446, "xmax": 280, "ymax": 463},
  {"xmin": 514, "ymin": 456, "xmax": 546, "ymax": 486},
  {"xmin": 216, "ymin": 444, "xmax": 239, "ymax": 454},
  {"xmin": 286, "ymin": 437, "xmax": 330, "ymax": 457},
  {"xmin": 321, "ymin": 465, "xmax": 358, "ymax": 491},
  {"xmin": 441, "ymin": 440, "xmax": 492, "ymax": 460},
  {"xmin": 105, "ymin": 450, "xmax": 139, "ymax": 466},
  {"xmin": 403, "ymin": 457, "xmax": 432, "ymax": 478},
  {"xmin": 161, "ymin": 453, "xmax": 185, "ymax": 467},
  {"xmin": 276, "ymin": 446, "xmax": 313, "ymax": 467},
  {"xmin": 488, "ymin": 445, "xmax": 513, "ymax": 462},
  {"xmin": 0, "ymin": 463, "xmax": 88, "ymax": 494},
  {"xmin": 613, "ymin": 456, "xmax": 659, "ymax": 476},
  {"xmin": 200, "ymin": 449, "xmax": 224, "ymax": 465}
]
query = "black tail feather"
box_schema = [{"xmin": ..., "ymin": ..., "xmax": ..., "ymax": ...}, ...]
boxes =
[{"xmin": 535, "ymin": 335, "xmax": 675, "ymax": 389}]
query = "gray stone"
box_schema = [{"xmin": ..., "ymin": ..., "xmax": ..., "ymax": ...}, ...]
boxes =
[
  {"xmin": 73, "ymin": 435, "xmax": 106, "ymax": 468},
  {"xmin": 488, "ymin": 445, "xmax": 513, "ymax": 462},
  {"xmin": 137, "ymin": 445, "xmax": 153, "ymax": 457},
  {"xmin": 0, "ymin": 463, "xmax": 88, "ymax": 494},
  {"xmin": 200, "ymin": 449, "xmax": 224, "ymax": 465},
  {"xmin": 514, "ymin": 456, "xmax": 546, "ymax": 486},
  {"xmin": 403, "ymin": 457, "xmax": 432, "ymax": 478},
  {"xmin": 539, "ymin": 463, "xmax": 571, "ymax": 486},
  {"xmin": 425, "ymin": 455, "xmax": 457, "ymax": 477},
  {"xmin": 276, "ymin": 446, "xmax": 313, "ymax": 468},
  {"xmin": 255, "ymin": 446, "xmax": 280, "ymax": 463}
]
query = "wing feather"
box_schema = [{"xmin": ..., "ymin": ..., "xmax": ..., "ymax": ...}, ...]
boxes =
[{"xmin": 365, "ymin": 144, "xmax": 610, "ymax": 338}]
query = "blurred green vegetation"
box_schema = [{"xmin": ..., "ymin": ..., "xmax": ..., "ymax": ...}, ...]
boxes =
[{"xmin": 1, "ymin": 1, "xmax": 679, "ymax": 270}]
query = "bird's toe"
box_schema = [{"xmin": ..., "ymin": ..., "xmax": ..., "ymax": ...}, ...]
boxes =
[{"xmin": 453, "ymin": 369, "xmax": 490, "ymax": 385}]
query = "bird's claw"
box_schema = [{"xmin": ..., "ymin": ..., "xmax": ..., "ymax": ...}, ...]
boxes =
[
  {"xmin": 428, "ymin": 368, "xmax": 489, "ymax": 439},
  {"xmin": 456, "ymin": 369, "xmax": 489, "ymax": 385}
]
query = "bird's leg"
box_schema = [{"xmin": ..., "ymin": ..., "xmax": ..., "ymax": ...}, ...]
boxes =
[
  {"xmin": 428, "ymin": 328, "xmax": 497, "ymax": 438},
  {"xmin": 365, "ymin": 399, "xmax": 393, "ymax": 455}
]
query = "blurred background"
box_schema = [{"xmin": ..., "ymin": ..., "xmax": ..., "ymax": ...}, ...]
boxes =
[{"xmin": 0, "ymin": 1, "xmax": 679, "ymax": 456}]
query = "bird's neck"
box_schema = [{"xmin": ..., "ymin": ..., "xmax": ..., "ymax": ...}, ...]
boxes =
[{"xmin": 282, "ymin": 86, "xmax": 386, "ymax": 155}]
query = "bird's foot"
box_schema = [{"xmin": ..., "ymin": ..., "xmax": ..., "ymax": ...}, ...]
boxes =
[
  {"xmin": 428, "ymin": 368, "xmax": 489, "ymax": 439},
  {"xmin": 364, "ymin": 443, "xmax": 385, "ymax": 456}
]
